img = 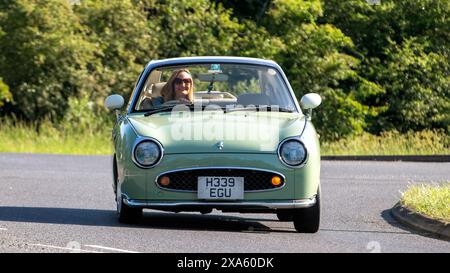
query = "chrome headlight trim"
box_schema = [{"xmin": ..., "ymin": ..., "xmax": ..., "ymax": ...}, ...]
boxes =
[
  {"xmin": 277, "ymin": 137, "xmax": 308, "ymax": 168},
  {"xmin": 132, "ymin": 137, "xmax": 164, "ymax": 169}
]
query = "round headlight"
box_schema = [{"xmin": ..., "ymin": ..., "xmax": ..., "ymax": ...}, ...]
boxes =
[
  {"xmin": 133, "ymin": 140, "xmax": 162, "ymax": 167},
  {"xmin": 279, "ymin": 139, "xmax": 307, "ymax": 167}
]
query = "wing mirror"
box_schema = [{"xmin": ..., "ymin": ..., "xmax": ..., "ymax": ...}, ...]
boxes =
[
  {"xmin": 105, "ymin": 94, "xmax": 124, "ymax": 119},
  {"xmin": 300, "ymin": 93, "xmax": 321, "ymax": 119},
  {"xmin": 105, "ymin": 94, "xmax": 124, "ymax": 110}
]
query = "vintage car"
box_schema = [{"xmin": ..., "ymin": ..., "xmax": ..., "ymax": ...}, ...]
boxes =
[{"xmin": 104, "ymin": 57, "xmax": 322, "ymax": 233}]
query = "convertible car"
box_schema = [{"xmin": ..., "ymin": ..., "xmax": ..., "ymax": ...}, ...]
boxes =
[{"xmin": 105, "ymin": 57, "xmax": 322, "ymax": 233}]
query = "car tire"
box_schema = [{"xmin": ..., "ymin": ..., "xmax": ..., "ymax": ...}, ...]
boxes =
[
  {"xmin": 276, "ymin": 210, "xmax": 293, "ymax": 221},
  {"xmin": 293, "ymin": 186, "xmax": 321, "ymax": 233},
  {"xmin": 116, "ymin": 180, "xmax": 142, "ymax": 224},
  {"xmin": 117, "ymin": 190, "xmax": 142, "ymax": 223}
]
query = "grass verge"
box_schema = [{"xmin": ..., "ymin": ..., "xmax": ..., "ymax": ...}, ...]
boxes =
[
  {"xmin": 401, "ymin": 183, "xmax": 450, "ymax": 223},
  {"xmin": 0, "ymin": 117, "xmax": 112, "ymax": 155},
  {"xmin": 321, "ymin": 130, "xmax": 450, "ymax": 155}
]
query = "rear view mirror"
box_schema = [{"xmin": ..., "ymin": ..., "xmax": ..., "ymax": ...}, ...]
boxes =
[{"xmin": 197, "ymin": 73, "xmax": 229, "ymax": 82}]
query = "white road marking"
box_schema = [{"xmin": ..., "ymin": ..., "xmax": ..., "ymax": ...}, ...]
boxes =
[
  {"xmin": 84, "ymin": 245, "xmax": 139, "ymax": 253},
  {"xmin": 30, "ymin": 243, "xmax": 103, "ymax": 253},
  {"xmin": 0, "ymin": 228, "xmax": 7, "ymax": 231}
]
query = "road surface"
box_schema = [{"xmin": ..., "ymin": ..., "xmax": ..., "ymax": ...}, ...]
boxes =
[{"xmin": 0, "ymin": 153, "xmax": 449, "ymax": 253}]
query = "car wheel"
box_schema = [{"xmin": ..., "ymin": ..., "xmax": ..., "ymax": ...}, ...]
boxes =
[
  {"xmin": 276, "ymin": 210, "xmax": 293, "ymax": 221},
  {"xmin": 116, "ymin": 188, "xmax": 142, "ymax": 223},
  {"xmin": 293, "ymin": 186, "xmax": 321, "ymax": 233}
]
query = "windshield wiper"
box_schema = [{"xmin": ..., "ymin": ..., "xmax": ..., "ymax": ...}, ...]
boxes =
[
  {"xmin": 226, "ymin": 105, "xmax": 295, "ymax": 113},
  {"xmin": 144, "ymin": 104, "xmax": 222, "ymax": 116},
  {"xmin": 144, "ymin": 106, "xmax": 176, "ymax": 116}
]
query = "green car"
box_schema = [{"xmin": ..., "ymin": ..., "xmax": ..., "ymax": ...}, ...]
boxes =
[{"xmin": 104, "ymin": 57, "xmax": 322, "ymax": 233}]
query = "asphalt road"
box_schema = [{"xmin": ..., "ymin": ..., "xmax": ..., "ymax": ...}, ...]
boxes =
[{"xmin": 0, "ymin": 153, "xmax": 449, "ymax": 253}]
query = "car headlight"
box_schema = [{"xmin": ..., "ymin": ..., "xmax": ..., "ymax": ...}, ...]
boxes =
[
  {"xmin": 278, "ymin": 139, "xmax": 307, "ymax": 167},
  {"xmin": 133, "ymin": 139, "xmax": 163, "ymax": 168}
]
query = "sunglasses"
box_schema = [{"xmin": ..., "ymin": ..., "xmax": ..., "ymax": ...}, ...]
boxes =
[{"xmin": 174, "ymin": 78, "xmax": 192, "ymax": 85}]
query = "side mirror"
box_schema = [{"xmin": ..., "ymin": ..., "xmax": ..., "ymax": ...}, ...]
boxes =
[
  {"xmin": 104, "ymin": 94, "xmax": 124, "ymax": 111},
  {"xmin": 300, "ymin": 93, "xmax": 321, "ymax": 110}
]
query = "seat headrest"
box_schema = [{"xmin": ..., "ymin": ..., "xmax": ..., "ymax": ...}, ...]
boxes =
[{"xmin": 151, "ymin": 82, "xmax": 167, "ymax": 97}]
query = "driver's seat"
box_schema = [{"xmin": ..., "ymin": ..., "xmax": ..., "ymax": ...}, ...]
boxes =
[
  {"xmin": 151, "ymin": 82, "xmax": 166, "ymax": 97},
  {"xmin": 139, "ymin": 82, "xmax": 166, "ymax": 110}
]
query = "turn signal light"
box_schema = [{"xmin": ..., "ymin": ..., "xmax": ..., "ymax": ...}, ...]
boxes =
[
  {"xmin": 271, "ymin": 176, "xmax": 282, "ymax": 186},
  {"xmin": 160, "ymin": 176, "xmax": 170, "ymax": 186}
]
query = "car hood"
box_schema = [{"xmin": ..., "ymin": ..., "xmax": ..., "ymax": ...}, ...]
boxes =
[{"xmin": 127, "ymin": 111, "xmax": 306, "ymax": 154}]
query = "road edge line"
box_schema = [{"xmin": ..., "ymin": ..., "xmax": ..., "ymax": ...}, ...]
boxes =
[{"xmin": 84, "ymin": 245, "xmax": 139, "ymax": 253}]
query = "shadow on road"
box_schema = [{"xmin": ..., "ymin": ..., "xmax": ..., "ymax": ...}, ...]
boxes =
[
  {"xmin": 0, "ymin": 206, "xmax": 295, "ymax": 234},
  {"xmin": 380, "ymin": 208, "xmax": 445, "ymax": 241}
]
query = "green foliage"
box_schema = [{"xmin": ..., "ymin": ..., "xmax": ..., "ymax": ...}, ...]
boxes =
[
  {"xmin": 0, "ymin": 0, "xmax": 94, "ymax": 121},
  {"xmin": 374, "ymin": 39, "xmax": 450, "ymax": 133},
  {"xmin": 73, "ymin": 0, "xmax": 156, "ymax": 101},
  {"xmin": 0, "ymin": 0, "xmax": 448, "ymax": 144},
  {"xmin": 0, "ymin": 78, "xmax": 12, "ymax": 107},
  {"xmin": 146, "ymin": 0, "xmax": 241, "ymax": 57},
  {"xmin": 321, "ymin": 129, "xmax": 450, "ymax": 156},
  {"xmin": 212, "ymin": 0, "xmax": 270, "ymax": 22},
  {"xmin": 60, "ymin": 92, "xmax": 113, "ymax": 136},
  {"xmin": 321, "ymin": 0, "xmax": 450, "ymax": 135},
  {"xmin": 0, "ymin": 0, "xmax": 154, "ymax": 122},
  {"xmin": 265, "ymin": 0, "xmax": 323, "ymax": 32},
  {"xmin": 259, "ymin": 3, "xmax": 383, "ymax": 140},
  {"xmin": 231, "ymin": 20, "xmax": 285, "ymax": 59}
]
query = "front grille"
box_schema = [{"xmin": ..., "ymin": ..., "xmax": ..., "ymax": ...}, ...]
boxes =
[{"xmin": 156, "ymin": 168, "xmax": 285, "ymax": 192}]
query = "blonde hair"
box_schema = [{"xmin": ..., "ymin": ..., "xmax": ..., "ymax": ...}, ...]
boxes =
[{"xmin": 161, "ymin": 69, "xmax": 194, "ymax": 102}]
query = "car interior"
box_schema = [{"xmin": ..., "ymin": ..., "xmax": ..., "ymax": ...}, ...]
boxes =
[{"xmin": 134, "ymin": 65, "xmax": 296, "ymax": 112}]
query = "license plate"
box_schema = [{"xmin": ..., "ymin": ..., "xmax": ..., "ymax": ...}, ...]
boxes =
[{"xmin": 197, "ymin": 176, "xmax": 244, "ymax": 200}]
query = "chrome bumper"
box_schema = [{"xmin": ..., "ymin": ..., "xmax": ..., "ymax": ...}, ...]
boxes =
[{"xmin": 123, "ymin": 197, "xmax": 316, "ymax": 210}]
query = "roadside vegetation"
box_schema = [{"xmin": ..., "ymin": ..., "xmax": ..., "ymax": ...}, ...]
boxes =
[
  {"xmin": 321, "ymin": 130, "xmax": 450, "ymax": 155},
  {"xmin": 0, "ymin": 117, "xmax": 111, "ymax": 155},
  {"xmin": 1, "ymin": 115, "xmax": 448, "ymax": 155},
  {"xmin": 0, "ymin": 0, "xmax": 449, "ymax": 153},
  {"xmin": 401, "ymin": 183, "xmax": 450, "ymax": 223}
]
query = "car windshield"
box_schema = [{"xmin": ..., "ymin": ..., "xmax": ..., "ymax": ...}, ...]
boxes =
[
  {"xmin": 134, "ymin": 63, "xmax": 297, "ymax": 113},
  {"xmin": 133, "ymin": 63, "xmax": 298, "ymax": 113}
]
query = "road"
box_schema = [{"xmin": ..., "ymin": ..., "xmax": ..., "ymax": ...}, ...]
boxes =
[{"xmin": 0, "ymin": 153, "xmax": 449, "ymax": 253}]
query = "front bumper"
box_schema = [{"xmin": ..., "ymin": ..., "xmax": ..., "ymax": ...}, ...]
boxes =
[{"xmin": 123, "ymin": 197, "xmax": 316, "ymax": 210}]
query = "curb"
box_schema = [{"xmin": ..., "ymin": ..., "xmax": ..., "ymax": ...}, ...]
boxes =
[
  {"xmin": 391, "ymin": 202, "xmax": 450, "ymax": 241},
  {"xmin": 321, "ymin": 155, "xmax": 450, "ymax": 162}
]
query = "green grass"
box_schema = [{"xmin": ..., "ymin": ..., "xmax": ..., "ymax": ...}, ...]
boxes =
[
  {"xmin": 321, "ymin": 130, "xmax": 450, "ymax": 155},
  {"xmin": 0, "ymin": 117, "xmax": 449, "ymax": 156},
  {"xmin": 0, "ymin": 117, "xmax": 112, "ymax": 155},
  {"xmin": 401, "ymin": 183, "xmax": 450, "ymax": 223}
]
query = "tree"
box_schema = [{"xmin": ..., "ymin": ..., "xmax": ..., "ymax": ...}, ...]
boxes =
[
  {"xmin": 374, "ymin": 39, "xmax": 450, "ymax": 133},
  {"xmin": 145, "ymin": 0, "xmax": 241, "ymax": 58},
  {"xmin": 73, "ymin": 0, "xmax": 157, "ymax": 102},
  {"xmin": 0, "ymin": 0, "xmax": 94, "ymax": 121},
  {"xmin": 321, "ymin": 0, "xmax": 450, "ymax": 134},
  {"xmin": 0, "ymin": 0, "xmax": 156, "ymax": 122},
  {"xmin": 259, "ymin": 0, "xmax": 383, "ymax": 140}
]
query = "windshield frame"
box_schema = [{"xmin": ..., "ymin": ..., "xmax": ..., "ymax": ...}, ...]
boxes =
[{"xmin": 127, "ymin": 58, "xmax": 302, "ymax": 115}]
